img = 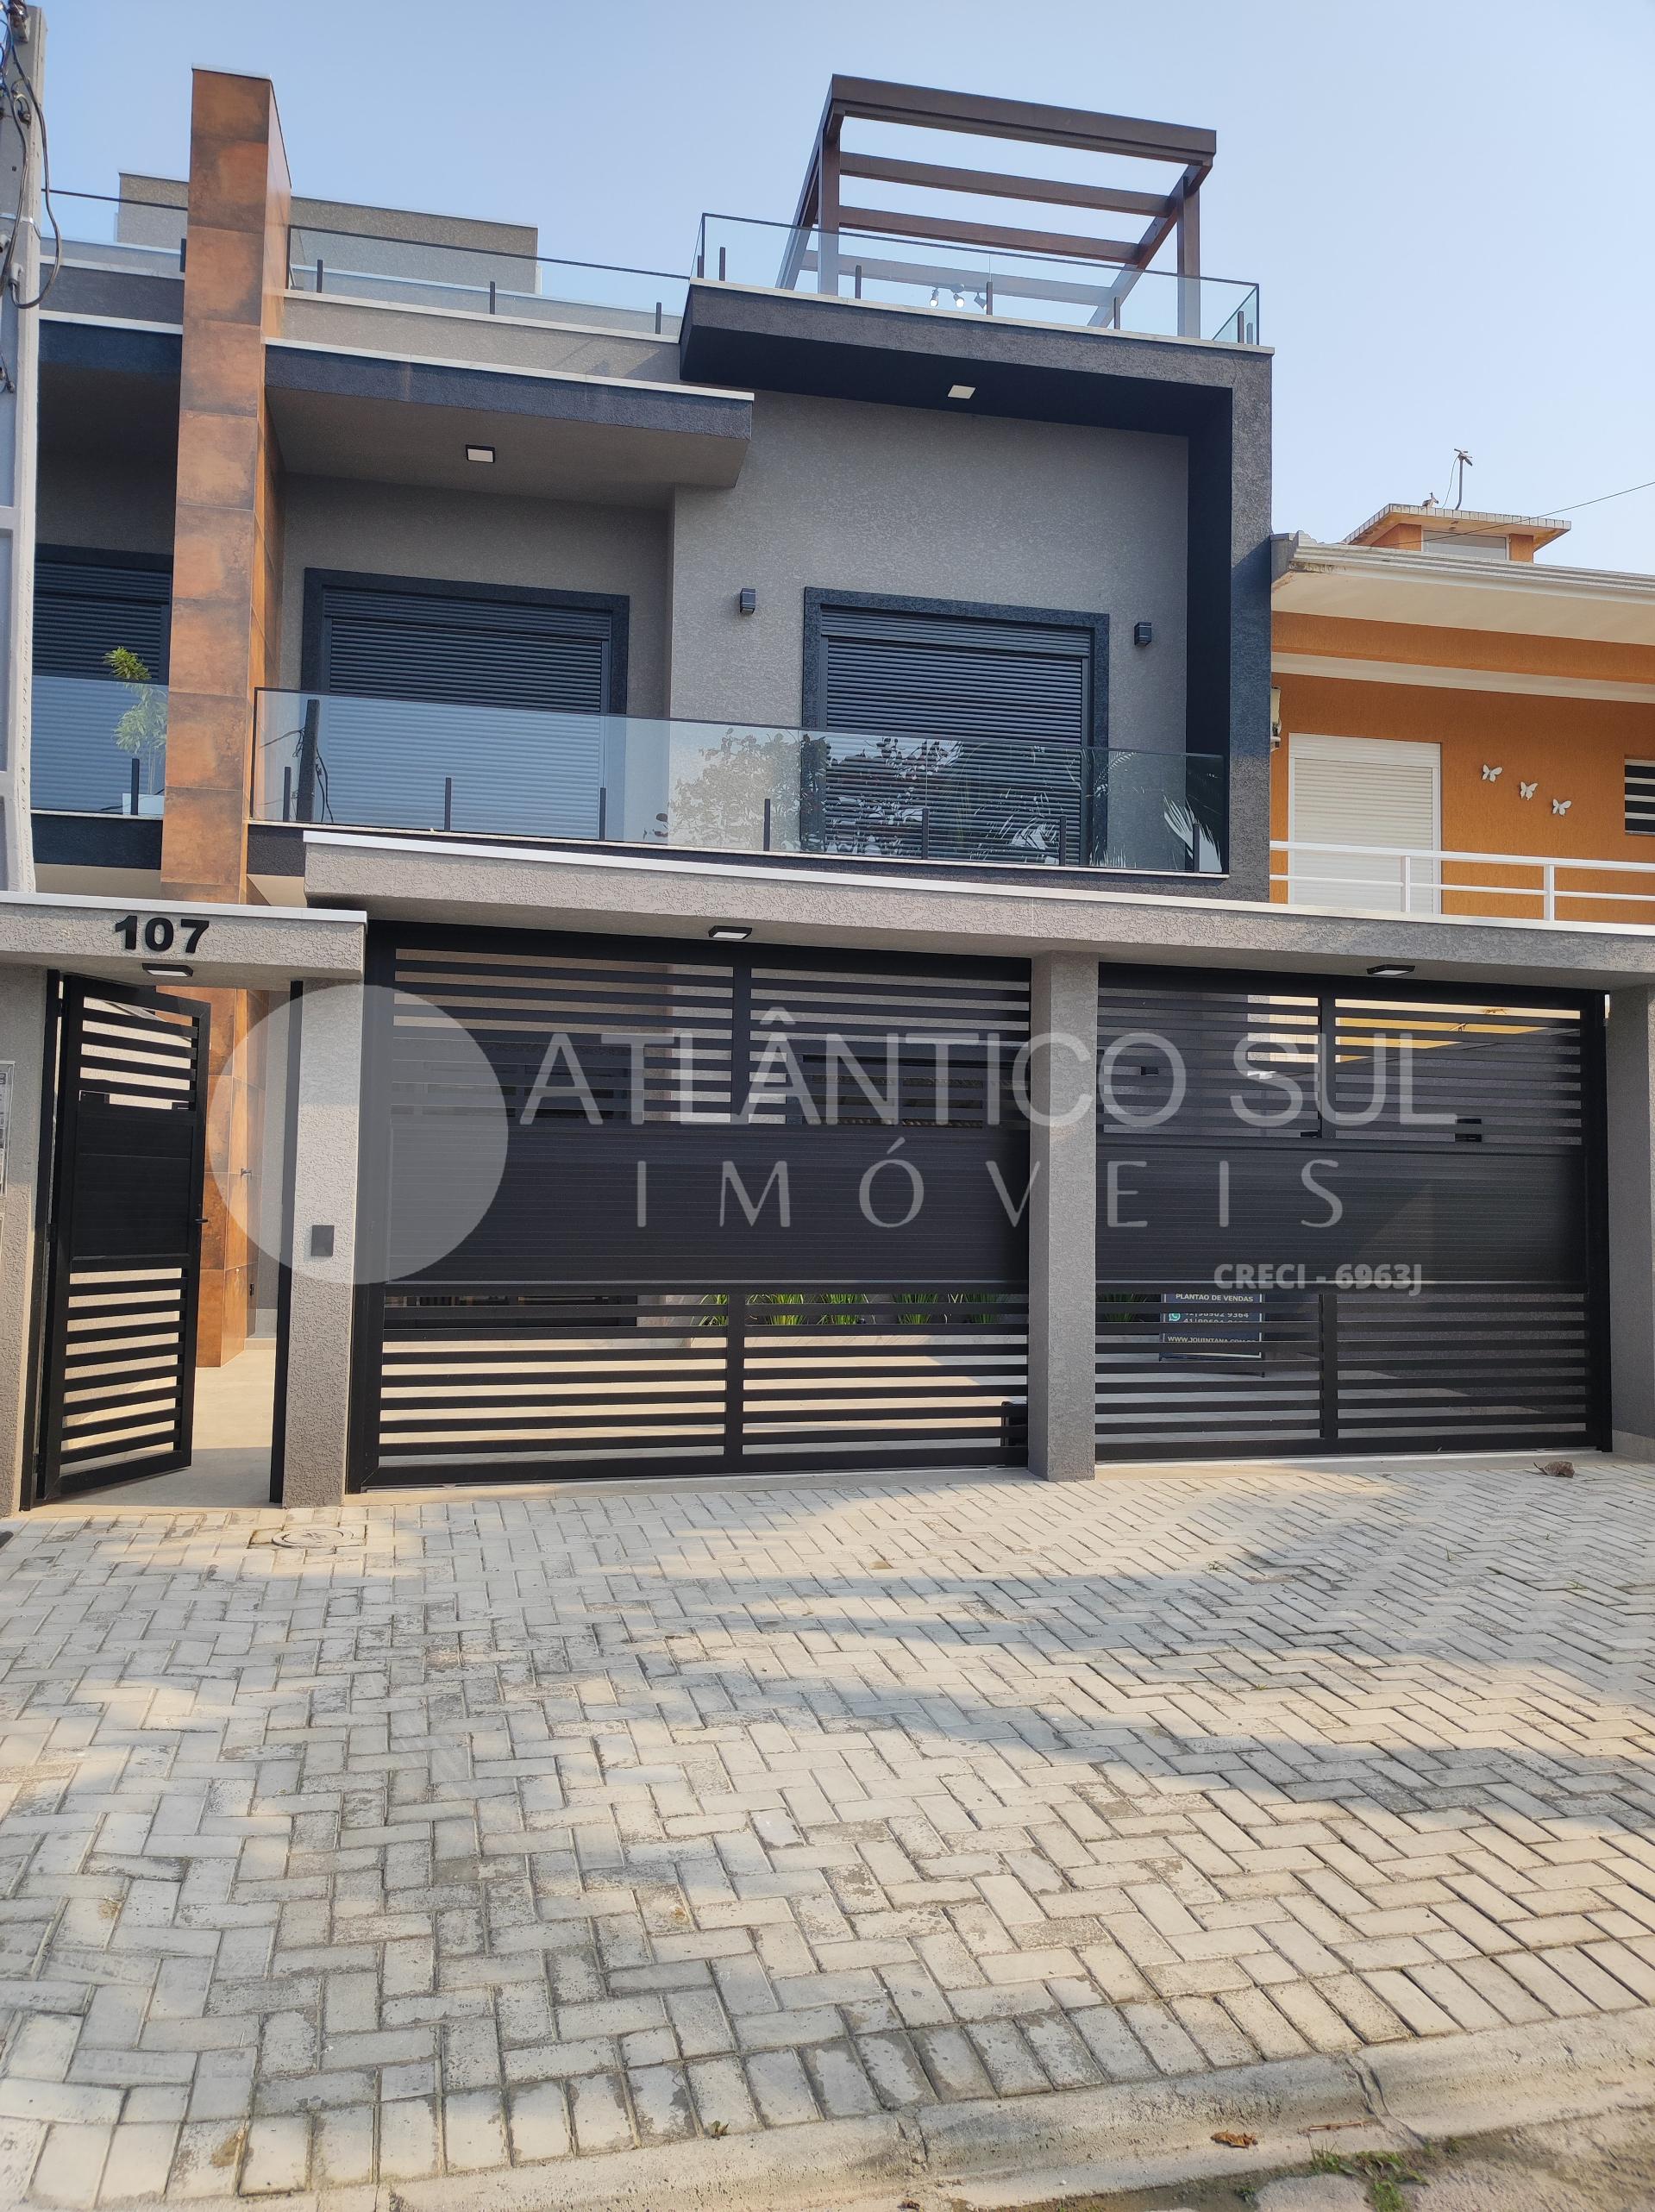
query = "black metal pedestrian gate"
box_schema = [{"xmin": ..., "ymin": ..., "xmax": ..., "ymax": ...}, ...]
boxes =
[
  {"xmin": 348, "ymin": 926, "xmax": 1032, "ymax": 1485},
  {"xmin": 34, "ymin": 979, "xmax": 210, "ymax": 1497},
  {"xmin": 1094, "ymin": 968, "xmax": 1608, "ymax": 1458}
]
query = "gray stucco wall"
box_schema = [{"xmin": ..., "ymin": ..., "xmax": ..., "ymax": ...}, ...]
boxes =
[
  {"xmin": 277, "ymin": 477, "xmax": 672, "ymax": 714},
  {"xmin": 667, "ymin": 392, "xmax": 1188, "ymax": 749},
  {"xmin": 37, "ymin": 442, "xmax": 177, "ymax": 557}
]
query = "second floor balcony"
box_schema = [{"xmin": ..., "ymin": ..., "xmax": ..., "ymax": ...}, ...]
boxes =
[{"xmin": 250, "ymin": 691, "xmax": 1227, "ymax": 878}]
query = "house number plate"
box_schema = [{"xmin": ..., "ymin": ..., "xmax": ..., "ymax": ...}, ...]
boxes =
[{"xmin": 113, "ymin": 914, "xmax": 212, "ymax": 955}]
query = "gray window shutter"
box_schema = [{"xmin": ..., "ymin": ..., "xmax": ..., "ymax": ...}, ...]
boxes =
[
  {"xmin": 35, "ymin": 557, "xmax": 172, "ymax": 680},
  {"xmin": 818, "ymin": 605, "xmax": 1091, "ymax": 742},
  {"xmin": 317, "ymin": 584, "xmax": 614, "ymax": 712}
]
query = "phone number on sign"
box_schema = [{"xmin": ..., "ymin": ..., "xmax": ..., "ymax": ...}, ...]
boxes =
[{"xmin": 1212, "ymin": 1263, "xmax": 1423, "ymax": 1294}]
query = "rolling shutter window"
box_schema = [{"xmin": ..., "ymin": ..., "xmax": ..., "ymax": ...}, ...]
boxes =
[
  {"xmin": 817, "ymin": 605, "xmax": 1092, "ymax": 743},
  {"xmin": 1289, "ymin": 733, "xmax": 1440, "ymax": 914},
  {"xmin": 316, "ymin": 583, "xmax": 614, "ymax": 712},
  {"xmin": 34, "ymin": 556, "xmax": 172, "ymax": 680},
  {"xmin": 1626, "ymin": 761, "xmax": 1655, "ymax": 836}
]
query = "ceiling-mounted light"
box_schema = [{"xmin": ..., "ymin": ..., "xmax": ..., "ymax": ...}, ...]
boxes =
[
  {"xmin": 1366, "ymin": 963, "xmax": 1414, "ymax": 978},
  {"xmin": 947, "ymin": 383, "xmax": 975, "ymax": 400},
  {"xmin": 466, "ymin": 444, "xmax": 495, "ymax": 463},
  {"xmin": 143, "ymin": 962, "xmax": 194, "ymax": 980},
  {"xmin": 708, "ymin": 924, "xmax": 752, "ymax": 943}
]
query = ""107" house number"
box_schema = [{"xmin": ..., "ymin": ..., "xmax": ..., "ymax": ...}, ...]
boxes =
[{"xmin": 113, "ymin": 914, "xmax": 211, "ymax": 955}]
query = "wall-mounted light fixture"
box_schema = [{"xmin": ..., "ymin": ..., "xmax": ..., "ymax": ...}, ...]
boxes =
[
  {"xmin": 466, "ymin": 444, "xmax": 495, "ymax": 464},
  {"xmin": 737, "ymin": 587, "xmax": 757, "ymax": 616},
  {"xmin": 947, "ymin": 383, "xmax": 975, "ymax": 400},
  {"xmin": 1133, "ymin": 621, "xmax": 1153, "ymax": 647},
  {"xmin": 708, "ymin": 924, "xmax": 752, "ymax": 942},
  {"xmin": 143, "ymin": 962, "xmax": 194, "ymax": 980},
  {"xmin": 1367, "ymin": 962, "xmax": 1415, "ymax": 978}
]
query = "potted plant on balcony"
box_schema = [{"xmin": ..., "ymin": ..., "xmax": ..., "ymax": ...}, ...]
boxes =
[{"xmin": 103, "ymin": 646, "xmax": 166, "ymax": 814}]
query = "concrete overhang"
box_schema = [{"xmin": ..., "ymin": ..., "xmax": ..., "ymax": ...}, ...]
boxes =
[
  {"xmin": 1273, "ymin": 537, "xmax": 1655, "ymax": 647},
  {"xmin": 678, "ymin": 280, "xmax": 1268, "ymax": 435},
  {"xmin": 299, "ymin": 831, "xmax": 1655, "ymax": 995},
  {"xmin": 0, "ymin": 892, "xmax": 365, "ymax": 989},
  {"xmin": 264, "ymin": 340, "xmax": 751, "ymax": 504}
]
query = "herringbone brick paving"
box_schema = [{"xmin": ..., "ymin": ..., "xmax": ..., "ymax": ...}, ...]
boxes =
[{"xmin": 3, "ymin": 1457, "xmax": 1655, "ymax": 2203}]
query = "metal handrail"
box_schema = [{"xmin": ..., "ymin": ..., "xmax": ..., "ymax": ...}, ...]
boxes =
[{"xmin": 1271, "ymin": 837, "xmax": 1655, "ymax": 924}]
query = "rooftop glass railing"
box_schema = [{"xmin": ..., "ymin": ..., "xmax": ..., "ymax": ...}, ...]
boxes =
[
  {"xmin": 695, "ymin": 212, "xmax": 1259, "ymax": 345},
  {"xmin": 252, "ymin": 691, "xmax": 1226, "ymax": 876},
  {"xmin": 53, "ymin": 190, "xmax": 186, "ymax": 278},
  {"xmin": 278, "ymin": 209, "xmax": 1257, "ymax": 348},
  {"xmin": 287, "ymin": 225, "xmax": 688, "ymax": 339},
  {"xmin": 32, "ymin": 671, "xmax": 169, "ymax": 815}
]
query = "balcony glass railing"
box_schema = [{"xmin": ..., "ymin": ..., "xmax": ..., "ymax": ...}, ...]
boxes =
[
  {"xmin": 695, "ymin": 213, "xmax": 1260, "ymax": 345},
  {"xmin": 253, "ymin": 692, "xmax": 1225, "ymax": 875},
  {"xmin": 31, "ymin": 672, "xmax": 169, "ymax": 815},
  {"xmin": 55, "ymin": 190, "xmax": 186, "ymax": 278},
  {"xmin": 287, "ymin": 225, "xmax": 688, "ymax": 338}
]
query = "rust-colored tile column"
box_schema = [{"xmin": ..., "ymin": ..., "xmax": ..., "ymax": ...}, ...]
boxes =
[{"xmin": 162, "ymin": 72, "xmax": 291, "ymax": 1365}]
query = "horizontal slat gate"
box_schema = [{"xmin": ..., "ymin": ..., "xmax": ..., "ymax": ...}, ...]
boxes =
[
  {"xmin": 1095, "ymin": 970, "xmax": 1605, "ymax": 1459},
  {"xmin": 37, "ymin": 981, "xmax": 208, "ymax": 1496},
  {"xmin": 353, "ymin": 929, "xmax": 1031, "ymax": 1484}
]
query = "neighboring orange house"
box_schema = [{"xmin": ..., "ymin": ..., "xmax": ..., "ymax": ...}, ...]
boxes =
[{"xmin": 1270, "ymin": 504, "xmax": 1655, "ymax": 924}]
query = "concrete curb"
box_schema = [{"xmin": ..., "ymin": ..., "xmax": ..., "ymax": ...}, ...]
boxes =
[{"xmin": 59, "ymin": 2004, "xmax": 1655, "ymax": 2212}]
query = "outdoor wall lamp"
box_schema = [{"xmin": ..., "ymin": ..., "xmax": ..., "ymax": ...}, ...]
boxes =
[
  {"xmin": 708, "ymin": 924, "xmax": 752, "ymax": 942},
  {"xmin": 737, "ymin": 587, "xmax": 757, "ymax": 615},
  {"xmin": 1133, "ymin": 621, "xmax": 1154, "ymax": 647},
  {"xmin": 947, "ymin": 383, "xmax": 975, "ymax": 399},
  {"xmin": 1367, "ymin": 963, "xmax": 1414, "ymax": 978},
  {"xmin": 143, "ymin": 961, "xmax": 194, "ymax": 979},
  {"xmin": 465, "ymin": 444, "xmax": 495, "ymax": 463}
]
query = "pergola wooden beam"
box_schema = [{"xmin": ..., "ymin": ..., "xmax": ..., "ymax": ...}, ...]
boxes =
[
  {"xmin": 838, "ymin": 204, "xmax": 1144, "ymax": 266},
  {"xmin": 789, "ymin": 77, "xmax": 1216, "ymax": 335},
  {"xmin": 839, "ymin": 152, "xmax": 1174, "ymax": 222}
]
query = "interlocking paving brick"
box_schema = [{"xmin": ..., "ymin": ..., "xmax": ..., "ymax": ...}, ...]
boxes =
[{"xmin": 6, "ymin": 1458, "xmax": 1655, "ymax": 2197}]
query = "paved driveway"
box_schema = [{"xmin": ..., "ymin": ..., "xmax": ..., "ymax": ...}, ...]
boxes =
[{"xmin": 4, "ymin": 1457, "xmax": 1655, "ymax": 2206}]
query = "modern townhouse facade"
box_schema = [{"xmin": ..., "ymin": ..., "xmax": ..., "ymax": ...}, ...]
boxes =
[{"xmin": 6, "ymin": 59, "xmax": 1655, "ymax": 1518}]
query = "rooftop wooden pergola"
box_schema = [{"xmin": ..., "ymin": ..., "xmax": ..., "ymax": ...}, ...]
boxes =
[{"xmin": 788, "ymin": 77, "xmax": 1217, "ymax": 335}]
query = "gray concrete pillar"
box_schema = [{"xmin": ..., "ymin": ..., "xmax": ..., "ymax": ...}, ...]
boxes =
[
  {"xmin": 1025, "ymin": 952, "xmax": 1098, "ymax": 1481},
  {"xmin": 0, "ymin": 968, "xmax": 47, "ymax": 1516},
  {"xmin": 1606, "ymin": 985, "xmax": 1655, "ymax": 1458},
  {"xmin": 279, "ymin": 982, "xmax": 363, "ymax": 1507}
]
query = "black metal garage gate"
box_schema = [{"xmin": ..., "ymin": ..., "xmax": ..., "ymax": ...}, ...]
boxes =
[
  {"xmin": 1094, "ymin": 968, "xmax": 1608, "ymax": 1457},
  {"xmin": 348, "ymin": 927, "xmax": 1031, "ymax": 1485}
]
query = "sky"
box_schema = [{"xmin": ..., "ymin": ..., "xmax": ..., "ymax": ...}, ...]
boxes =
[{"xmin": 46, "ymin": 0, "xmax": 1655, "ymax": 573}]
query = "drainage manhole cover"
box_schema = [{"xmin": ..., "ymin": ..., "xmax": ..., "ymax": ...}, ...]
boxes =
[{"xmin": 253, "ymin": 1528, "xmax": 365, "ymax": 1551}]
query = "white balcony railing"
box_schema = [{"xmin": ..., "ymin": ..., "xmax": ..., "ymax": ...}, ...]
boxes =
[{"xmin": 1272, "ymin": 838, "xmax": 1655, "ymax": 923}]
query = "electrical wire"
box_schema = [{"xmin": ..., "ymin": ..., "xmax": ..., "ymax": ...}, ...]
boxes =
[{"xmin": 1541, "ymin": 476, "xmax": 1655, "ymax": 518}]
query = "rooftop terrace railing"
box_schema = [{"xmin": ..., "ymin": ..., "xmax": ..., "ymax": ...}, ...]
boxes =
[
  {"xmin": 278, "ymin": 212, "xmax": 1259, "ymax": 348},
  {"xmin": 54, "ymin": 189, "xmax": 185, "ymax": 278},
  {"xmin": 695, "ymin": 212, "xmax": 1259, "ymax": 345},
  {"xmin": 286, "ymin": 224, "xmax": 688, "ymax": 339},
  {"xmin": 254, "ymin": 690, "xmax": 1227, "ymax": 877}
]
